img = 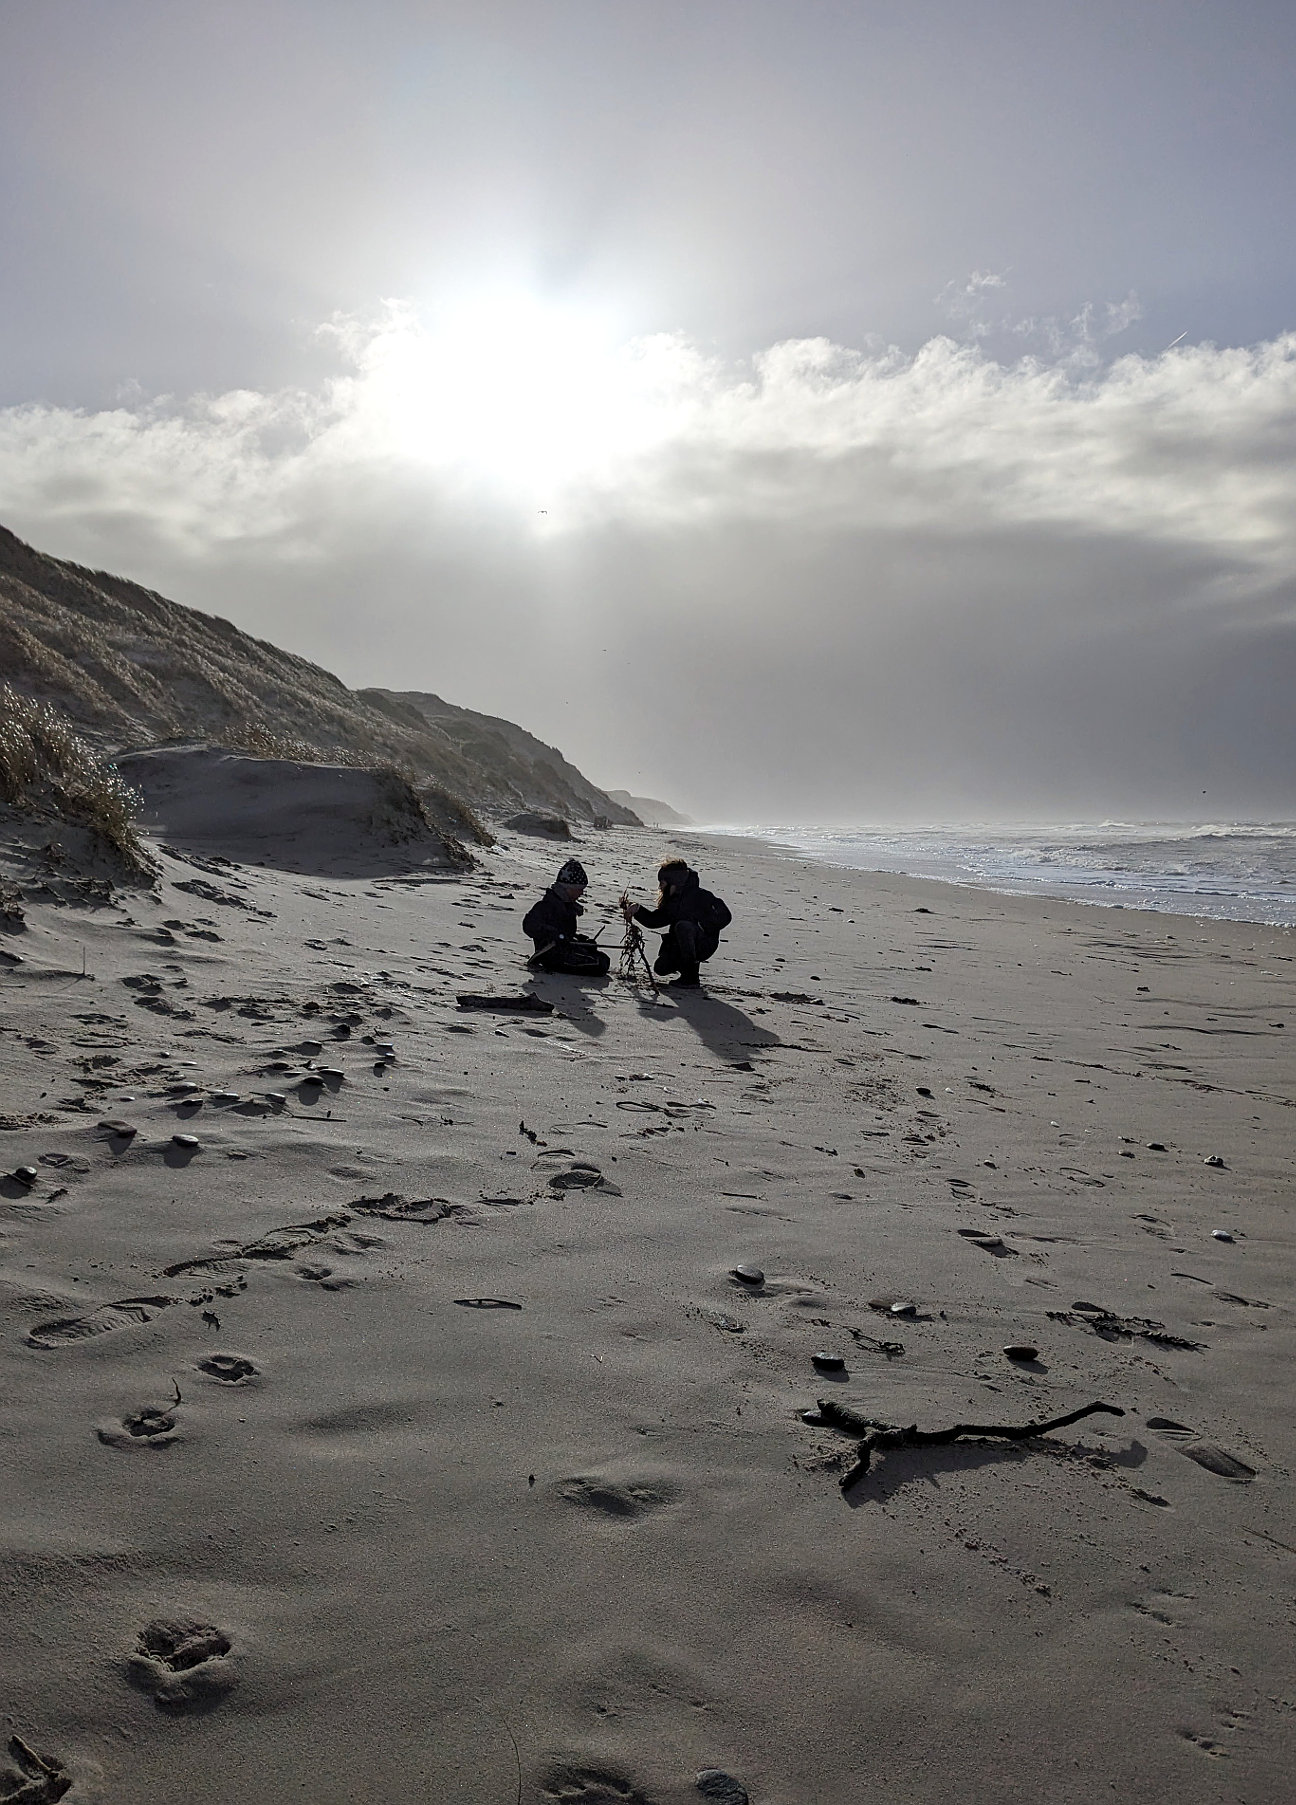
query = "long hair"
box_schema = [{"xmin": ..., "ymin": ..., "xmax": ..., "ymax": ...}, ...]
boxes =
[{"xmin": 655, "ymin": 857, "xmax": 690, "ymax": 909}]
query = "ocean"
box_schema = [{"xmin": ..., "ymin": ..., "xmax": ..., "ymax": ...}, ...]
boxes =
[{"xmin": 702, "ymin": 822, "xmax": 1296, "ymax": 928}]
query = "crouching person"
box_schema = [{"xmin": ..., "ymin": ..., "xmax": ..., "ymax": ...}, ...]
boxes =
[
  {"xmin": 522, "ymin": 859, "xmax": 611, "ymax": 975},
  {"xmin": 628, "ymin": 858, "xmax": 731, "ymax": 988}
]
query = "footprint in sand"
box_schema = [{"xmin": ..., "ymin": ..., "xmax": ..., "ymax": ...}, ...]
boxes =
[
  {"xmin": 163, "ymin": 1214, "xmax": 353, "ymax": 1277},
  {"xmin": 97, "ymin": 1390, "xmax": 182, "ymax": 1450},
  {"xmin": 196, "ymin": 1353, "xmax": 259, "ymax": 1384},
  {"xmin": 557, "ymin": 1474, "xmax": 681, "ymax": 1520},
  {"xmin": 294, "ymin": 1262, "xmax": 357, "ymax": 1290},
  {"xmin": 27, "ymin": 1295, "xmax": 177, "ymax": 1349},
  {"xmin": 349, "ymin": 1192, "xmax": 469, "ymax": 1224},
  {"xmin": 1178, "ymin": 1728, "xmax": 1229, "ymax": 1758},
  {"xmin": 1, "ymin": 1734, "xmax": 71, "ymax": 1803},
  {"xmin": 541, "ymin": 1763, "xmax": 650, "ymax": 1803},
  {"xmin": 126, "ymin": 1617, "xmax": 238, "ymax": 1711},
  {"xmin": 1147, "ymin": 1417, "xmax": 1256, "ymax": 1480}
]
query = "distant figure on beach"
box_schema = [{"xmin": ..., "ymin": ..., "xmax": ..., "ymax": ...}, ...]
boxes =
[
  {"xmin": 522, "ymin": 859, "xmax": 611, "ymax": 975},
  {"xmin": 624, "ymin": 857, "xmax": 731, "ymax": 988}
]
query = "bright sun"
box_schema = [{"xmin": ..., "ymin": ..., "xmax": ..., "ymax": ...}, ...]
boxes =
[{"xmin": 359, "ymin": 292, "xmax": 670, "ymax": 501}]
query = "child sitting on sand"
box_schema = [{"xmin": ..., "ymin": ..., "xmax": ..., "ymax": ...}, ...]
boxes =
[
  {"xmin": 522, "ymin": 859, "xmax": 611, "ymax": 975},
  {"xmin": 623, "ymin": 857, "xmax": 731, "ymax": 988}
]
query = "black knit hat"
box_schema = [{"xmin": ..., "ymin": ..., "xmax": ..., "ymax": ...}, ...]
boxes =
[{"xmin": 557, "ymin": 859, "xmax": 588, "ymax": 886}]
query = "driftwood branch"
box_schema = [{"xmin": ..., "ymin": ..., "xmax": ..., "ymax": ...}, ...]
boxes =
[
  {"xmin": 806, "ymin": 1398, "xmax": 1126, "ymax": 1491},
  {"xmin": 457, "ymin": 993, "xmax": 554, "ymax": 1013},
  {"xmin": 617, "ymin": 895, "xmax": 660, "ymax": 994}
]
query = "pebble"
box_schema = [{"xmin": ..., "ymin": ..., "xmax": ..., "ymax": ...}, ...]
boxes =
[
  {"xmin": 731, "ymin": 1263, "xmax": 765, "ymax": 1286},
  {"xmin": 1147, "ymin": 1141, "xmax": 1167, "ymax": 1152},
  {"xmin": 299, "ymin": 1040, "xmax": 324, "ymax": 1055},
  {"xmin": 316, "ymin": 1068, "xmax": 345, "ymax": 1081},
  {"xmin": 172, "ymin": 1134, "xmax": 201, "ymax": 1149},
  {"xmin": 299, "ymin": 1073, "xmax": 324, "ymax": 1087},
  {"xmin": 1003, "ymin": 1344, "xmax": 1038, "ymax": 1362},
  {"xmin": 264, "ymin": 1092, "xmax": 287, "ymax": 1105},
  {"xmin": 99, "ymin": 1120, "xmax": 137, "ymax": 1137},
  {"xmin": 211, "ymin": 1091, "xmax": 240, "ymax": 1103},
  {"xmin": 1211, "ymin": 1229, "xmax": 1235, "ymax": 1243},
  {"xmin": 12, "ymin": 1165, "xmax": 38, "ymax": 1185},
  {"xmin": 812, "ymin": 1352, "xmax": 846, "ymax": 1374},
  {"xmin": 696, "ymin": 1772, "xmax": 749, "ymax": 1805},
  {"xmin": 889, "ymin": 1300, "xmax": 917, "ymax": 1317},
  {"xmin": 1204, "ymin": 1155, "xmax": 1226, "ymax": 1168}
]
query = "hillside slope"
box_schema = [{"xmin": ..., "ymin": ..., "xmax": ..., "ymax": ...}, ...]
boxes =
[
  {"xmin": 362, "ymin": 689, "xmax": 637, "ymax": 827},
  {"xmin": 0, "ymin": 522, "xmax": 637, "ymax": 825}
]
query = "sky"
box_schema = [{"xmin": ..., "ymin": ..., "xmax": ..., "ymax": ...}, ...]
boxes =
[{"xmin": 2, "ymin": 0, "xmax": 1295, "ymax": 822}]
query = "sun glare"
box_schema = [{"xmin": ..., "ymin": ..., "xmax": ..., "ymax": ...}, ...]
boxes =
[{"xmin": 359, "ymin": 292, "xmax": 671, "ymax": 503}]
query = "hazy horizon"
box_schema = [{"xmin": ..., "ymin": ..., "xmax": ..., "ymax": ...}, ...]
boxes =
[{"xmin": 3, "ymin": 1, "xmax": 1295, "ymax": 822}]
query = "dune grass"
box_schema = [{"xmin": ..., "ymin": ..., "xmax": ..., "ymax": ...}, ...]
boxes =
[{"xmin": 0, "ymin": 684, "xmax": 150, "ymax": 873}]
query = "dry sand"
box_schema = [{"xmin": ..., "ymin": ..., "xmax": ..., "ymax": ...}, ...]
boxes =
[{"xmin": 1, "ymin": 816, "xmax": 1293, "ymax": 1803}]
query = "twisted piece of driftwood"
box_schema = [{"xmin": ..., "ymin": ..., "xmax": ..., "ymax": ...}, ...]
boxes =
[
  {"xmin": 617, "ymin": 895, "xmax": 660, "ymax": 994},
  {"xmin": 807, "ymin": 1398, "xmax": 1125, "ymax": 1491}
]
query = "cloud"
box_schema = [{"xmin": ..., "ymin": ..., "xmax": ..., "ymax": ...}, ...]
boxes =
[{"xmin": 2, "ymin": 307, "xmax": 1295, "ymax": 819}]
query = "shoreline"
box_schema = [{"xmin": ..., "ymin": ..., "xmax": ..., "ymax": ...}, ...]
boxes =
[
  {"xmin": 694, "ymin": 822, "xmax": 1296, "ymax": 930},
  {"xmin": 2, "ymin": 821, "xmax": 1293, "ymax": 1803}
]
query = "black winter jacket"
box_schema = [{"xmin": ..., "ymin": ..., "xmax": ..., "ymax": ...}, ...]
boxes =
[
  {"xmin": 522, "ymin": 886, "xmax": 584, "ymax": 947},
  {"xmin": 633, "ymin": 872, "xmax": 731, "ymax": 936}
]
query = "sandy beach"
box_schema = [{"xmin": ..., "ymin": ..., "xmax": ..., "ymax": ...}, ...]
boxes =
[{"xmin": 2, "ymin": 819, "xmax": 1293, "ymax": 1804}]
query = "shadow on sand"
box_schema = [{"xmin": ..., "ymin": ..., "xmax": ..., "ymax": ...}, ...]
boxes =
[
  {"xmin": 843, "ymin": 1435, "xmax": 1148, "ymax": 1507},
  {"xmin": 530, "ymin": 972, "xmax": 610, "ymax": 1038},
  {"xmin": 645, "ymin": 984, "xmax": 783, "ymax": 1060}
]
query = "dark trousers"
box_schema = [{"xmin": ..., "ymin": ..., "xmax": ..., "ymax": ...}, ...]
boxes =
[
  {"xmin": 533, "ymin": 936, "xmax": 610, "ymax": 976},
  {"xmin": 652, "ymin": 919, "xmax": 718, "ymax": 980}
]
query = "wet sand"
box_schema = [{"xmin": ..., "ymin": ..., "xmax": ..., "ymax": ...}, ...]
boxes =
[{"xmin": 1, "ymin": 823, "xmax": 1293, "ymax": 1803}]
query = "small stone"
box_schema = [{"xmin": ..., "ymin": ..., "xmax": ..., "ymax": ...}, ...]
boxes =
[
  {"xmin": 264, "ymin": 1091, "xmax": 287, "ymax": 1105},
  {"xmin": 731, "ymin": 1263, "xmax": 765, "ymax": 1286},
  {"xmin": 1147, "ymin": 1142, "xmax": 1167, "ymax": 1152},
  {"xmin": 1211, "ymin": 1229, "xmax": 1234, "ymax": 1243},
  {"xmin": 298, "ymin": 1040, "xmax": 324, "ymax": 1055},
  {"xmin": 316, "ymin": 1067, "xmax": 345, "ymax": 1081},
  {"xmin": 172, "ymin": 1133, "xmax": 201, "ymax": 1149},
  {"xmin": 916, "ymin": 1085, "xmax": 933, "ymax": 1097},
  {"xmin": 1003, "ymin": 1344, "xmax": 1038, "ymax": 1362},
  {"xmin": 1204, "ymin": 1155, "xmax": 1226, "ymax": 1168},
  {"xmin": 889, "ymin": 1300, "xmax": 917, "ymax": 1317},
  {"xmin": 211, "ymin": 1091, "xmax": 240, "ymax": 1103},
  {"xmin": 13, "ymin": 1165, "xmax": 38, "ymax": 1184},
  {"xmin": 812, "ymin": 1351, "xmax": 846, "ymax": 1374},
  {"xmin": 99, "ymin": 1119, "xmax": 137, "ymax": 1137},
  {"xmin": 299, "ymin": 1073, "xmax": 324, "ymax": 1087},
  {"xmin": 696, "ymin": 1771, "xmax": 749, "ymax": 1804}
]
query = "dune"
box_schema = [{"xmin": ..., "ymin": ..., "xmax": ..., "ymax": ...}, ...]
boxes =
[
  {"xmin": 0, "ymin": 522, "xmax": 639, "ymax": 829},
  {"xmin": 115, "ymin": 745, "xmax": 473, "ymax": 877}
]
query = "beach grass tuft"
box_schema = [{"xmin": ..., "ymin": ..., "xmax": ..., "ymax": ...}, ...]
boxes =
[{"xmin": 0, "ymin": 684, "xmax": 152, "ymax": 874}]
